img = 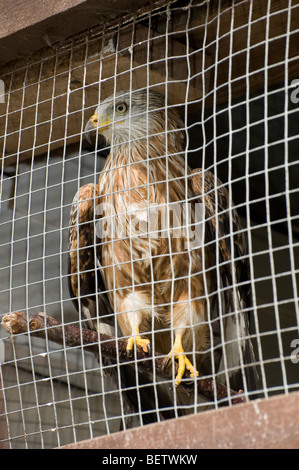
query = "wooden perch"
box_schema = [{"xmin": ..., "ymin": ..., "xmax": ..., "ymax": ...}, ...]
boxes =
[{"xmin": 2, "ymin": 311, "xmax": 245, "ymax": 405}]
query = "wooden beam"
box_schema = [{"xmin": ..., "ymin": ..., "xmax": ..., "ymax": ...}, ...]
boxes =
[
  {"xmin": 0, "ymin": 23, "xmax": 209, "ymax": 167},
  {"xmin": 1, "ymin": 0, "xmax": 298, "ymax": 168},
  {"xmin": 60, "ymin": 391, "xmax": 299, "ymax": 449},
  {"xmin": 204, "ymin": 0, "xmax": 299, "ymax": 106},
  {"xmin": 0, "ymin": 0, "xmax": 155, "ymax": 65}
]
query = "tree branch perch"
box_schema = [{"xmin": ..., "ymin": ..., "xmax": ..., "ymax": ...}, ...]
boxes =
[{"xmin": 2, "ymin": 311, "xmax": 245, "ymax": 405}]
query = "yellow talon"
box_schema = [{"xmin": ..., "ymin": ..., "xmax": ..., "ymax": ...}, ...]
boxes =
[
  {"xmin": 126, "ymin": 333, "xmax": 150, "ymax": 355},
  {"xmin": 167, "ymin": 334, "xmax": 199, "ymax": 386}
]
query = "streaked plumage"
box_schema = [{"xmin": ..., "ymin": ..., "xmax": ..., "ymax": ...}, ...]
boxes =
[{"xmin": 69, "ymin": 89, "xmax": 258, "ymax": 421}]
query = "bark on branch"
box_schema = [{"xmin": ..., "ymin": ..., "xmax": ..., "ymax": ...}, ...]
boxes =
[{"xmin": 2, "ymin": 311, "xmax": 245, "ymax": 405}]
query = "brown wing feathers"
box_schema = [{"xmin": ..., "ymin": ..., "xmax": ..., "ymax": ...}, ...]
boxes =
[
  {"xmin": 191, "ymin": 168, "xmax": 258, "ymax": 392},
  {"xmin": 68, "ymin": 183, "xmax": 113, "ymax": 330}
]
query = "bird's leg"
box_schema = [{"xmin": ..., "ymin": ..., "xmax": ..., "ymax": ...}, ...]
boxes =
[
  {"xmin": 164, "ymin": 333, "xmax": 199, "ymax": 386},
  {"xmin": 126, "ymin": 323, "xmax": 151, "ymax": 357},
  {"xmin": 118, "ymin": 294, "xmax": 151, "ymax": 357}
]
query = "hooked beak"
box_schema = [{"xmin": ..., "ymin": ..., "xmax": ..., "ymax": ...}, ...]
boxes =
[
  {"xmin": 84, "ymin": 113, "xmax": 98, "ymax": 144},
  {"xmin": 84, "ymin": 113, "xmax": 114, "ymax": 144}
]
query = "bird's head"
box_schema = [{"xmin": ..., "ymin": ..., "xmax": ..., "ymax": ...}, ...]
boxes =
[{"xmin": 84, "ymin": 89, "xmax": 185, "ymax": 148}]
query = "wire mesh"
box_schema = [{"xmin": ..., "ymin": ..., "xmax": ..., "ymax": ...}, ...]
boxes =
[{"xmin": 0, "ymin": 0, "xmax": 298, "ymax": 448}]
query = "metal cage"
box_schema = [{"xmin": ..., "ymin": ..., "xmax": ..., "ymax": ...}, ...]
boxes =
[{"xmin": 0, "ymin": 0, "xmax": 298, "ymax": 449}]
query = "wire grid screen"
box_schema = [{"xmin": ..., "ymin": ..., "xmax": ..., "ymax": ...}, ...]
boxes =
[{"xmin": 0, "ymin": 0, "xmax": 298, "ymax": 448}]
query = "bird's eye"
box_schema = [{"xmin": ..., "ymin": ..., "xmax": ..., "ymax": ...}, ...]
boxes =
[{"xmin": 116, "ymin": 103, "xmax": 127, "ymax": 114}]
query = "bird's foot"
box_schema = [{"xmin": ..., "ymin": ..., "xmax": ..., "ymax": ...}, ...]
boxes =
[
  {"xmin": 164, "ymin": 335, "xmax": 199, "ymax": 386},
  {"xmin": 126, "ymin": 335, "xmax": 151, "ymax": 357}
]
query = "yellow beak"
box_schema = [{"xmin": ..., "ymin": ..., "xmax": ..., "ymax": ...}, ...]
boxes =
[
  {"xmin": 84, "ymin": 113, "xmax": 112, "ymax": 143},
  {"xmin": 89, "ymin": 113, "xmax": 99, "ymax": 126}
]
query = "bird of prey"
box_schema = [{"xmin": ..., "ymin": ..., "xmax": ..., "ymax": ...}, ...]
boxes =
[{"xmin": 69, "ymin": 89, "xmax": 258, "ymax": 421}]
